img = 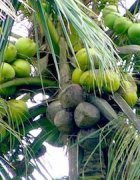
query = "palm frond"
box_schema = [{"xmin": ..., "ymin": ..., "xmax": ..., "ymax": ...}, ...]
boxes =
[
  {"xmin": 54, "ymin": 0, "xmax": 121, "ymax": 73},
  {"xmin": 107, "ymin": 121, "xmax": 140, "ymax": 180},
  {"xmin": 0, "ymin": 0, "xmax": 32, "ymax": 20},
  {"xmin": 0, "ymin": 0, "xmax": 16, "ymax": 20},
  {"xmin": 77, "ymin": 114, "xmax": 140, "ymax": 179},
  {"xmin": 30, "ymin": 0, "xmax": 61, "ymax": 84}
]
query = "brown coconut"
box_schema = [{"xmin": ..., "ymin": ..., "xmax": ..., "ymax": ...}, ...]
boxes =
[
  {"xmin": 47, "ymin": 101, "xmax": 64, "ymax": 124},
  {"xmin": 54, "ymin": 109, "xmax": 75, "ymax": 134},
  {"xmin": 59, "ymin": 84, "xmax": 84, "ymax": 108},
  {"xmin": 74, "ymin": 102, "xmax": 100, "ymax": 128}
]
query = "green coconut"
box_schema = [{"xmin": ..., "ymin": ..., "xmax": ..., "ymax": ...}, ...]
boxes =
[
  {"xmin": 4, "ymin": 43, "xmax": 17, "ymax": 63},
  {"xmin": 118, "ymin": 79, "xmax": 138, "ymax": 107},
  {"xmin": 75, "ymin": 48, "xmax": 99, "ymax": 71},
  {"xmin": 7, "ymin": 99, "xmax": 29, "ymax": 126},
  {"xmin": 80, "ymin": 70, "xmax": 95, "ymax": 92},
  {"xmin": 72, "ymin": 68, "xmax": 84, "ymax": 84},
  {"xmin": 103, "ymin": 70, "xmax": 120, "ymax": 93},
  {"xmin": 12, "ymin": 59, "xmax": 31, "ymax": 77},
  {"xmin": 102, "ymin": 5, "xmax": 118, "ymax": 17},
  {"xmin": 128, "ymin": 23, "xmax": 140, "ymax": 44},
  {"xmin": 123, "ymin": 91, "xmax": 138, "ymax": 107},
  {"xmin": 94, "ymin": 70, "xmax": 104, "ymax": 89},
  {"xmin": 15, "ymin": 37, "xmax": 37, "ymax": 58},
  {"xmin": 103, "ymin": 12, "xmax": 121, "ymax": 30},
  {"xmin": 113, "ymin": 17, "xmax": 132, "ymax": 34},
  {"xmin": 0, "ymin": 63, "xmax": 15, "ymax": 83}
]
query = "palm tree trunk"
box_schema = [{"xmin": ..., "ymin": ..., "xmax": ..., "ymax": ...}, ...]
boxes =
[{"xmin": 79, "ymin": 149, "xmax": 106, "ymax": 180}]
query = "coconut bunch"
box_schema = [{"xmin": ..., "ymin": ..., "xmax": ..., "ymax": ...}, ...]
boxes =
[
  {"xmin": 46, "ymin": 83, "xmax": 120, "ymax": 149},
  {"xmin": 0, "ymin": 37, "xmax": 36, "ymax": 145},
  {"xmin": 0, "ymin": 37, "xmax": 37, "ymax": 96},
  {"xmin": 102, "ymin": 5, "xmax": 140, "ymax": 45},
  {"xmin": 46, "ymin": 75, "xmax": 138, "ymax": 152},
  {"xmin": 72, "ymin": 48, "xmax": 138, "ymax": 107},
  {"xmin": 0, "ymin": 98, "xmax": 29, "ymax": 142}
]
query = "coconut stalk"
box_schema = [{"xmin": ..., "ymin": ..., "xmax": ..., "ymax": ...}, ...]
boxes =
[
  {"xmin": 0, "ymin": 77, "xmax": 57, "ymax": 89},
  {"xmin": 58, "ymin": 37, "xmax": 79, "ymax": 179},
  {"xmin": 59, "ymin": 39, "xmax": 71, "ymax": 89}
]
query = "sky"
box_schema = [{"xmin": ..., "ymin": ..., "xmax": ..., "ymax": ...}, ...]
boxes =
[{"xmin": 118, "ymin": 0, "xmax": 136, "ymax": 13}]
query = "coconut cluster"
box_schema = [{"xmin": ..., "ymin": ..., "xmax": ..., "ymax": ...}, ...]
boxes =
[
  {"xmin": 47, "ymin": 85, "xmax": 98, "ymax": 144},
  {"xmin": 0, "ymin": 37, "xmax": 36, "ymax": 143},
  {"xmin": 72, "ymin": 48, "xmax": 121, "ymax": 93},
  {"xmin": 72, "ymin": 48, "xmax": 138, "ymax": 107},
  {"xmin": 47, "ymin": 76, "xmax": 138, "ymax": 148},
  {"xmin": 0, "ymin": 37, "xmax": 37, "ymax": 96},
  {"xmin": 47, "ymin": 84, "xmax": 118, "ymax": 149},
  {"xmin": 102, "ymin": 5, "xmax": 140, "ymax": 45},
  {"xmin": 0, "ymin": 98, "xmax": 29, "ymax": 142}
]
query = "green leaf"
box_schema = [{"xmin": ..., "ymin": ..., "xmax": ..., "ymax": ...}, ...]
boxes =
[{"xmin": 112, "ymin": 92, "xmax": 140, "ymax": 132}]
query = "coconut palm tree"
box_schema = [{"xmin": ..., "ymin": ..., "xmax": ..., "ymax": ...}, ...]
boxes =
[{"xmin": 0, "ymin": 0, "xmax": 140, "ymax": 179}]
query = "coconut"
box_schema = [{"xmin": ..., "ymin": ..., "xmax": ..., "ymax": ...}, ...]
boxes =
[
  {"xmin": 94, "ymin": 69, "xmax": 104, "ymax": 89},
  {"xmin": 54, "ymin": 109, "xmax": 75, "ymax": 134},
  {"xmin": 103, "ymin": 12, "xmax": 121, "ymax": 30},
  {"xmin": 74, "ymin": 102, "xmax": 100, "ymax": 128},
  {"xmin": 75, "ymin": 48, "xmax": 91, "ymax": 71},
  {"xmin": 4, "ymin": 43, "xmax": 17, "ymax": 63},
  {"xmin": 47, "ymin": 101, "xmax": 64, "ymax": 124},
  {"xmin": 113, "ymin": 17, "xmax": 132, "ymax": 34},
  {"xmin": 12, "ymin": 59, "xmax": 31, "ymax": 77},
  {"xmin": 75, "ymin": 48, "xmax": 99, "ymax": 71},
  {"xmin": 123, "ymin": 73, "xmax": 137, "ymax": 92},
  {"xmin": 118, "ymin": 80, "xmax": 138, "ymax": 107},
  {"xmin": 102, "ymin": 5, "xmax": 118, "ymax": 17},
  {"xmin": 69, "ymin": 24, "xmax": 83, "ymax": 52},
  {"xmin": 0, "ymin": 63, "xmax": 15, "ymax": 83},
  {"xmin": 80, "ymin": 70, "xmax": 95, "ymax": 92},
  {"xmin": 72, "ymin": 68, "xmax": 84, "ymax": 84},
  {"xmin": 15, "ymin": 37, "xmax": 37, "ymax": 58},
  {"xmin": 103, "ymin": 70, "xmax": 120, "ymax": 93},
  {"xmin": 122, "ymin": 91, "xmax": 138, "ymax": 107},
  {"xmin": 7, "ymin": 99, "xmax": 29, "ymax": 126},
  {"xmin": 59, "ymin": 84, "xmax": 83, "ymax": 108},
  {"xmin": 119, "ymin": 80, "xmax": 135, "ymax": 94},
  {"xmin": 128, "ymin": 23, "xmax": 140, "ymax": 45}
]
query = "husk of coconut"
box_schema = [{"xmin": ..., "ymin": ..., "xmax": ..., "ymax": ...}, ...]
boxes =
[
  {"xmin": 59, "ymin": 84, "xmax": 84, "ymax": 108},
  {"xmin": 54, "ymin": 109, "xmax": 76, "ymax": 134},
  {"xmin": 74, "ymin": 102, "xmax": 100, "ymax": 129},
  {"xmin": 47, "ymin": 100, "xmax": 64, "ymax": 124}
]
